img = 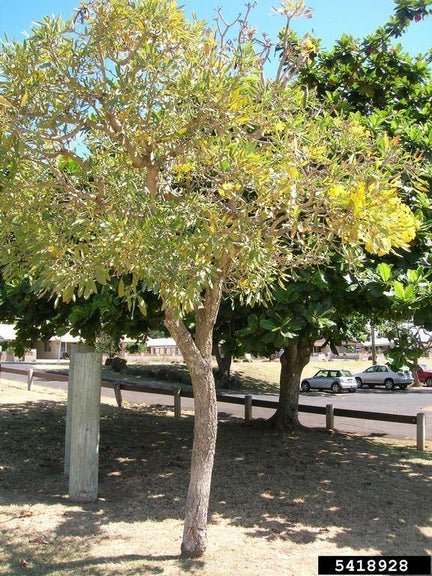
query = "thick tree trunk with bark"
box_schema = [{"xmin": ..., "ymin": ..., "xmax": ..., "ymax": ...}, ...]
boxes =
[
  {"xmin": 212, "ymin": 341, "xmax": 232, "ymax": 382},
  {"xmin": 164, "ymin": 273, "xmax": 224, "ymax": 558},
  {"xmin": 268, "ymin": 340, "xmax": 313, "ymax": 430}
]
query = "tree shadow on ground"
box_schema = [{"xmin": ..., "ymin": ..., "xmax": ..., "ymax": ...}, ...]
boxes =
[{"xmin": 0, "ymin": 399, "xmax": 431, "ymax": 574}]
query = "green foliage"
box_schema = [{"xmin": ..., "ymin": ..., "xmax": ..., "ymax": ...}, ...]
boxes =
[
  {"xmin": 384, "ymin": 325, "xmax": 429, "ymax": 370},
  {"xmin": 125, "ymin": 341, "xmax": 147, "ymax": 354},
  {"xmin": 231, "ymin": 264, "xmax": 366, "ymax": 358},
  {"xmin": 0, "ymin": 274, "xmax": 162, "ymax": 355},
  {"xmin": 283, "ymin": 2, "xmax": 432, "ymax": 366},
  {"xmin": 0, "ymin": 0, "xmax": 418, "ymax": 320}
]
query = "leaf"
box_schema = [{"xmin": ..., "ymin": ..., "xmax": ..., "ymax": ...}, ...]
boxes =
[
  {"xmin": 118, "ymin": 278, "xmax": 125, "ymax": 297},
  {"xmin": 377, "ymin": 262, "xmax": 392, "ymax": 282},
  {"xmin": 94, "ymin": 268, "xmax": 107, "ymax": 285},
  {"xmin": 20, "ymin": 91, "xmax": 29, "ymax": 107},
  {"xmin": 137, "ymin": 296, "xmax": 147, "ymax": 316},
  {"xmin": 404, "ymin": 283, "xmax": 415, "ymax": 302},
  {"xmin": 259, "ymin": 318, "xmax": 277, "ymax": 331},
  {"xmin": 63, "ymin": 284, "xmax": 75, "ymax": 302},
  {"xmin": 393, "ymin": 281, "xmax": 405, "ymax": 300},
  {"xmin": 262, "ymin": 331, "xmax": 276, "ymax": 344},
  {"xmin": 407, "ymin": 269, "xmax": 419, "ymax": 283}
]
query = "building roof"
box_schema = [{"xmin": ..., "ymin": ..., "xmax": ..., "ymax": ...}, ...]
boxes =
[
  {"xmin": 146, "ymin": 337, "xmax": 178, "ymax": 347},
  {"xmin": 362, "ymin": 338, "xmax": 392, "ymax": 347},
  {"xmin": 0, "ymin": 324, "xmax": 82, "ymax": 343},
  {"xmin": 48, "ymin": 332, "xmax": 81, "ymax": 343}
]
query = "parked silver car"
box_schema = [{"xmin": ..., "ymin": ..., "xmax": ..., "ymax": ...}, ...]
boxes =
[
  {"xmin": 301, "ymin": 369, "xmax": 357, "ymax": 393},
  {"xmin": 354, "ymin": 364, "xmax": 413, "ymax": 390}
]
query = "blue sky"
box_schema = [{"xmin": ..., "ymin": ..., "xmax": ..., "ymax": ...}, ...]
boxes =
[{"xmin": 1, "ymin": 0, "xmax": 431, "ymax": 56}]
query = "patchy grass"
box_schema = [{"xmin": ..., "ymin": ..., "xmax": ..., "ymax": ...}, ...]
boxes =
[{"xmin": 0, "ymin": 380, "xmax": 431, "ymax": 575}]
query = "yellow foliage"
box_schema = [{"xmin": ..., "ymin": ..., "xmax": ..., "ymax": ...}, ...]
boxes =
[{"xmin": 328, "ymin": 182, "xmax": 418, "ymax": 255}]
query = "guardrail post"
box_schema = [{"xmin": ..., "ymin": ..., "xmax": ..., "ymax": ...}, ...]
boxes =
[
  {"xmin": 69, "ymin": 351, "xmax": 102, "ymax": 503},
  {"xmin": 417, "ymin": 412, "xmax": 426, "ymax": 451},
  {"xmin": 65, "ymin": 343, "xmax": 95, "ymax": 478},
  {"xmin": 27, "ymin": 368, "xmax": 34, "ymax": 391},
  {"xmin": 114, "ymin": 383, "xmax": 123, "ymax": 408},
  {"xmin": 326, "ymin": 404, "xmax": 334, "ymax": 431},
  {"xmin": 173, "ymin": 388, "xmax": 181, "ymax": 418},
  {"xmin": 245, "ymin": 394, "xmax": 253, "ymax": 421}
]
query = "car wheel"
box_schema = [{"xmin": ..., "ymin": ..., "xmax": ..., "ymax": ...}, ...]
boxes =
[
  {"xmin": 349, "ymin": 388, "xmax": 356, "ymax": 393},
  {"xmin": 331, "ymin": 382, "xmax": 341, "ymax": 393},
  {"xmin": 301, "ymin": 381, "xmax": 311, "ymax": 392},
  {"xmin": 426, "ymin": 377, "xmax": 432, "ymax": 387},
  {"xmin": 356, "ymin": 378, "xmax": 363, "ymax": 388},
  {"xmin": 399, "ymin": 384, "xmax": 407, "ymax": 390},
  {"xmin": 384, "ymin": 378, "xmax": 395, "ymax": 390}
]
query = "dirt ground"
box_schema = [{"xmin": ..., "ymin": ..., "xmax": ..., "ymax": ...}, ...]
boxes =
[{"xmin": 0, "ymin": 379, "xmax": 431, "ymax": 576}]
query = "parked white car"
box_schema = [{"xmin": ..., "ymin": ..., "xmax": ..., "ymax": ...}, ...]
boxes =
[
  {"xmin": 354, "ymin": 364, "xmax": 413, "ymax": 390},
  {"xmin": 301, "ymin": 369, "xmax": 357, "ymax": 393}
]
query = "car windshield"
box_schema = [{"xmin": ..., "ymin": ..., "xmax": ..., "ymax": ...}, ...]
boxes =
[{"xmin": 340, "ymin": 370, "xmax": 352, "ymax": 377}]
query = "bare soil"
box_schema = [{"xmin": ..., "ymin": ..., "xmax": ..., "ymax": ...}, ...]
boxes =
[{"xmin": 1, "ymin": 379, "xmax": 431, "ymax": 575}]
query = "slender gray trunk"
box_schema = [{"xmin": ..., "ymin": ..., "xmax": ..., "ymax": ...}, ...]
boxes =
[
  {"xmin": 180, "ymin": 359, "xmax": 217, "ymax": 556},
  {"xmin": 164, "ymin": 272, "xmax": 225, "ymax": 557},
  {"xmin": 268, "ymin": 340, "xmax": 313, "ymax": 430}
]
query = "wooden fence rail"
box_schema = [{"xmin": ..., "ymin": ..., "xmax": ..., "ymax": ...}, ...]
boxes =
[{"xmin": 0, "ymin": 364, "xmax": 427, "ymax": 450}]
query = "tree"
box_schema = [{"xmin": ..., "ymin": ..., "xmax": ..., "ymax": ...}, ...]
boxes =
[
  {"xmin": 235, "ymin": 0, "xmax": 432, "ymax": 429},
  {"xmin": 361, "ymin": 262, "xmax": 432, "ymax": 382},
  {"xmin": 231, "ymin": 261, "xmax": 370, "ymax": 429},
  {"xmin": 0, "ymin": 0, "xmax": 418, "ymax": 556}
]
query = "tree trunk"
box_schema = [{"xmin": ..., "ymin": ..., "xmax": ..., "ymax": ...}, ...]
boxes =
[
  {"xmin": 412, "ymin": 369, "xmax": 421, "ymax": 388},
  {"xmin": 164, "ymin": 273, "xmax": 225, "ymax": 557},
  {"xmin": 213, "ymin": 341, "xmax": 232, "ymax": 382},
  {"xmin": 180, "ymin": 359, "xmax": 217, "ymax": 556},
  {"xmin": 268, "ymin": 340, "xmax": 313, "ymax": 430},
  {"xmin": 371, "ymin": 322, "xmax": 377, "ymax": 364}
]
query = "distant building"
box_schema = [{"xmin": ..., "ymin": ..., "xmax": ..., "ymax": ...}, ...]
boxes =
[
  {"xmin": 312, "ymin": 339, "xmax": 363, "ymax": 359},
  {"xmin": 34, "ymin": 333, "xmax": 81, "ymax": 360},
  {"xmin": 146, "ymin": 337, "xmax": 181, "ymax": 357},
  {"xmin": 0, "ymin": 323, "xmax": 81, "ymax": 360}
]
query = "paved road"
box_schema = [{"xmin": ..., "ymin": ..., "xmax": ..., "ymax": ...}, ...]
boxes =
[{"xmin": 1, "ymin": 362, "xmax": 431, "ymax": 443}]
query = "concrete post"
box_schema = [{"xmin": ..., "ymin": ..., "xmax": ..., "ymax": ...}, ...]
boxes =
[
  {"xmin": 64, "ymin": 344, "xmax": 95, "ymax": 477},
  {"xmin": 326, "ymin": 404, "xmax": 334, "ymax": 431},
  {"xmin": 417, "ymin": 412, "xmax": 426, "ymax": 451},
  {"xmin": 69, "ymin": 351, "xmax": 102, "ymax": 503}
]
